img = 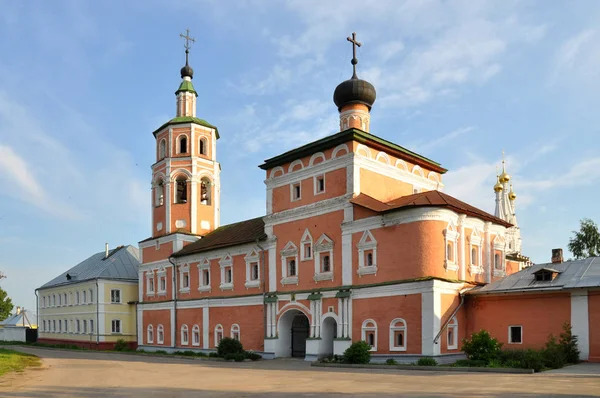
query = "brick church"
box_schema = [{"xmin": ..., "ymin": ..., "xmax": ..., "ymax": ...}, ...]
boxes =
[{"xmin": 136, "ymin": 32, "xmax": 599, "ymax": 363}]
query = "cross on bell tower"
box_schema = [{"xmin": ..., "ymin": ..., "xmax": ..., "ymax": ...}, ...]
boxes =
[{"xmin": 347, "ymin": 32, "xmax": 362, "ymax": 78}]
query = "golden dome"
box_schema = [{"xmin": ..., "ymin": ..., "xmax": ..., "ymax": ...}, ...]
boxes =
[
  {"xmin": 499, "ymin": 157, "xmax": 510, "ymax": 183},
  {"xmin": 494, "ymin": 181, "xmax": 503, "ymax": 192},
  {"xmin": 509, "ymin": 185, "xmax": 516, "ymax": 200}
]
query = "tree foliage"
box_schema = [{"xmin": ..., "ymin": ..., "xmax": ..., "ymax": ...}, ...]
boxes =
[
  {"xmin": 568, "ymin": 218, "xmax": 600, "ymax": 259},
  {"xmin": 0, "ymin": 286, "xmax": 14, "ymax": 321}
]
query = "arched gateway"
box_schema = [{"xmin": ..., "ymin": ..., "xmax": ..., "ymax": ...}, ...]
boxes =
[{"xmin": 276, "ymin": 309, "xmax": 310, "ymax": 358}]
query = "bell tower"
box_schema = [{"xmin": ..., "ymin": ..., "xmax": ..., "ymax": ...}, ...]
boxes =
[{"xmin": 150, "ymin": 29, "xmax": 221, "ymax": 239}]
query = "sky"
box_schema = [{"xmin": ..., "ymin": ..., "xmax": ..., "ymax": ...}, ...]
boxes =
[{"xmin": 1, "ymin": 0, "xmax": 600, "ymax": 314}]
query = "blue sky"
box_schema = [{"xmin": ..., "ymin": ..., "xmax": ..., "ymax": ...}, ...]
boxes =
[{"xmin": 1, "ymin": 0, "xmax": 600, "ymax": 313}]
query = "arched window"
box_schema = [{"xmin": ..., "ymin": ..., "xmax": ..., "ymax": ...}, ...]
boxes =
[
  {"xmin": 76, "ymin": 291, "xmax": 80, "ymax": 305},
  {"xmin": 147, "ymin": 325, "xmax": 154, "ymax": 344},
  {"xmin": 64, "ymin": 293, "xmax": 67, "ymax": 305},
  {"xmin": 361, "ymin": 319, "xmax": 377, "ymax": 352},
  {"xmin": 447, "ymin": 317, "xmax": 458, "ymax": 350},
  {"xmin": 446, "ymin": 243, "xmax": 453, "ymax": 262},
  {"xmin": 178, "ymin": 135, "xmax": 188, "ymax": 154},
  {"xmin": 214, "ymin": 324, "xmax": 224, "ymax": 347},
  {"xmin": 199, "ymin": 137, "xmax": 207, "ymax": 156},
  {"xmin": 366, "ymin": 252, "xmax": 373, "ymax": 266},
  {"xmin": 155, "ymin": 180, "xmax": 164, "ymax": 207},
  {"xmin": 471, "ymin": 247, "xmax": 478, "ymax": 265},
  {"xmin": 200, "ymin": 177, "xmax": 211, "ymax": 205},
  {"xmin": 181, "ymin": 324, "xmax": 189, "ymax": 345},
  {"xmin": 175, "ymin": 176, "xmax": 187, "ymax": 203},
  {"xmin": 389, "ymin": 318, "xmax": 407, "ymax": 351},
  {"xmin": 159, "ymin": 139, "xmax": 166, "ymax": 159},
  {"xmin": 192, "ymin": 324, "xmax": 200, "ymax": 346},
  {"xmin": 231, "ymin": 324, "xmax": 240, "ymax": 341},
  {"xmin": 494, "ymin": 253, "xmax": 501, "ymax": 270},
  {"xmin": 157, "ymin": 324, "xmax": 164, "ymax": 345}
]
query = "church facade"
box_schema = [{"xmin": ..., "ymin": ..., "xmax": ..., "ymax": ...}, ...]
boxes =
[{"xmin": 136, "ymin": 33, "xmax": 531, "ymax": 363}]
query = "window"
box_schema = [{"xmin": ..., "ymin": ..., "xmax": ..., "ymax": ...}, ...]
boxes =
[
  {"xmin": 43, "ymin": 296, "xmax": 46, "ymax": 308},
  {"xmin": 288, "ymin": 259, "xmax": 296, "ymax": 276},
  {"xmin": 83, "ymin": 290, "xmax": 87, "ymax": 304},
  {"xmin": 178, "ymin": 135, "xmax": 188, "ymax": 154},
  {"xmin": 494, "ymin": 253, "xmax": 501, "ymax": 270},
  {"xmin": 280, "ymin": 241, "xmax": 299, "ymax": 285},
  {"xmin": 471, "ymin": 247, "xmax": 478, "ymax": 265},
  {"xmin": 43, "ymin": 320, "xmax": 46, "ymax": 332},
  {"xmin": 157, "ymin": 324, "xmax": 164, "ymax": 344},
  {"xmin": 58, "ymin": 294, "xmax": 62, "ymax": 306},
  {"xmin": 321, "ymin": 255, "xmax": 330, "ymax": 272},
  {"xmin": 200, "ymin": 178, "xmax": 211, "ymax": 205},
  {"xmin": 199, "ymin": 137, "xmax": 207, "ymax": 156},
  {"xmin": 180, "ymin": 265, "xmax": 190, "ymax": 292},
  {"xmin": 509, "ymin": 326, "xmax": 522, "ymax": 344},
  {"xmin": 225, "ymin": 268, "xmax": 232, "ymax": 283},
  {"xmin": 291, "ymin": 182, "xmax": 301, "ymax": 201},
  {"xmin": 147, "ymin": 273, "xmax": 155, "ymax": 294},
  {"xmin": 76, "ymin": 291, "xmax": 80, "ymax": 305},
  {"xmin": 83, "ymin": 320, "xmax": 87, "ymax": 334},
  {"xmin": 314, "ymin": 175, "xmax": 325, "ymax": 194},
  {"xmin": 90, "ymin": 320, "xmax": 94, "ymax": 333},
  {"xmin": 53, "ymin": 294, "xmax": 56, "ymax": 306},
  {"xmin": 181, "ymin": 325, "xmax": 189, "ymax": 345},
  {"xmin": 231, "ymin": 324, "xmax": 240, "ymax": 341},
  {"xmin": 251, "ymin": 263, "xmax": 259, "ymax": 280},
  {"xmin": 64, "ymin": 293, "xmax": 68, "ymax": 305},
  {"xmin": 219, "ymin": 255, "xmax": 233, "ymax": 290},
  {"xmin": 447, "ymin": 317, "xmax": 458, "ymax": 350},
  {"xmin": 198, "ymin": 260, "xmax": 211, "ymax": 292},
  {"xmin": 53, "ymin": 319, "xmax": 56, "ymax": 332},
  {"xmin": 444, "ymin": 223, "xmax": 459, "ymax": 271},
  {"xmin": 214, "ymin": 324, "xmax": 224, "ymax": 347},
  {"xmin": 314, "ymin": 234, "xmax": 334, "ymax": 281},
  {"xmin": 300, "ymin": 229, "xmax": 313, "ymax": 261},
  {"xmin": 76, "ymin": 319, "xmax": 81, "ymax": 333},
  {"xmin": 159, "ymin": 139, "xmax": 166, "ymax": 159},
  {"xmin": 69, "ymin": 292, "xmax": 73, "ymax": 306},
  {"xmin": 389, "ymin": 318, "xmax": 407, "ymax": 351},
  {"xmin": 446, "ymin": 242, "xmax": 454, "ymax": 262},
  {"xmin": 155, "ymin": 180, "xmax": 164, "ymax": 207},
  {"xmin": 111, "ymin": 289, "xmax": 121, "ymax": 304},
  {"xmin": 361, "ymin": 319, "xmax": 377, "ymax": 352},
  {"xmin": 158, "ymin": 270, "xmax": 167, "ymax": 294},
  {"xmin": 357, "ymin": 230, "xmax": 378, "ymax": 276},
  {"xmin": 192, "ymin": 325, "xmax": 200, "ymax": 346},
  {"xmin": 64, "ymin": 319, "xmax": 68, "ymax": 333},
  {"xmin": 469, "ymin": 229, "xmax": 483, "ymax": 274},
  {"xmin": 147, "ymin": 325, "xmax": 154, "ymax": 344},
  {"xmin": 175, "ymin": 176, "xmax": 187, "ymax": 203},
  {"xmin": 111, "ymin": 319, "xmax": 121, "ymax": 334},
  {"xmin": 245, "ymin": 249, "xmax": 261, "ymax": 288},
  {"xmin": 58, "ymin": 320, "xmax": 62, "ymax": 332}
]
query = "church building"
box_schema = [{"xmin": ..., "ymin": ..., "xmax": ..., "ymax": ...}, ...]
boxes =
[{"xmin": 136, "ymin": 31, "xmax": 544, "ymax": 363}]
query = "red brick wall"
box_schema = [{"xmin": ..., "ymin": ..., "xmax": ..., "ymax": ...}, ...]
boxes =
[
  {"xmin": 143, "ymin": 309, "xmax": 171, "ymax": 346},
  {"xmin": 207, "ymin": 305, "xmax": 264, "ymax": 351},
  {"xmin": 589, "ymin": 291, "xmax": 600, "ymax": 362}
]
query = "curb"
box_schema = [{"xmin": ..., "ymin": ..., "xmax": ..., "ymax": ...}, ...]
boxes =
[{"xmin": 311, "ymin": 362, "xmax": 535, "ymax": 374}]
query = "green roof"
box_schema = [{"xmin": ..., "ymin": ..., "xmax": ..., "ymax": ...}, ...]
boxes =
[
  {"xmin": 175, "ymin": 80, "xmax": 198, "ymax": 96},
  {"xmin": 258, "ymin": 128, "xmax": 446, "ymax": 173},
  {"xmin": 152, "ymin": 116, "xmax": 220, "ymax": 139}
]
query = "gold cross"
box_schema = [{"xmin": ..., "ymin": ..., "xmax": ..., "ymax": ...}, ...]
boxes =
[{"xmin": 347, "ymin": 32, "xmax": 362, "ymax": 78}]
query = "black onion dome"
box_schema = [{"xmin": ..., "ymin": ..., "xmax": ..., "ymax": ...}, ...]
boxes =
[
  {"xmin": 180, "ymin": 63, "xmax": 194, "ymax": 79},
  {"xmin": 333, "ymin": 76, "xmax": 376, "ymax": 111}
]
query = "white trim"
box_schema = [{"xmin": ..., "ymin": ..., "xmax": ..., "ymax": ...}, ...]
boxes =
[
  {"xmin": 361, "ymin": 319, "xmax": 378, "ymax": 351},
  {"xmin": 288, "ymin": 159, "xmax": 304, "ymax": 173},
  {"xmin": 508, "ymin": 325, "xmax": 523, "ymax": 344},
  {"xmin": 147, "ymin": 324, "xmax": 154, "ymax": 344},
  {"xmin": 571, "ymin": 291, "xmax": 589, "ymax": 360},
  {"xmin": 244, "ymin": 248, "xmax": 261, "ymax": 289},
  {"xmin": 181, "ymin": 324, "xmax": 189, "ymax": 346},
  {"xmin": 192, "ymin": 324, "xmax": 200, "ymax": 347},
  {"xmin": 300, "ymin": 229, "xmax": 313, "ymax": 261},
  {"xmin": 389, "ymin": 318, "xmax": 407, "ymax": 352},
  {"xmin": 357, "ymin": 230, "xmax": 378, "ymax": 276},
  {"xmin": 447, "ymin": 317, "xmax": 458, "ymax": 350},
  {"xmin": 214, "ymin": 324, "xmax": 224, "ymax": 347},
  {"xmin": 290, "ymin": 181, "xmax": 302, "ymax": 202},
  {"xmin": 313, "ymin": 234, "xmax": 334, "ymax": 280},
  {"xmin": 231, "ymin": 323, "xmax": 241, "ymax": 341},
  {"xmin": 157, "ymin": 324, "xmax": 164, "ymax": 345},
  {"xmin": 309, "ymin": 152, "xmax": 326, "ymax": 166},
  {"xmin": 313, "ymin": 174, "xmax": 326, "ymax": 196}
]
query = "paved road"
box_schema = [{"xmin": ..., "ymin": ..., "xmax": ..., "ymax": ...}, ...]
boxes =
[{"xmin": 1, "ymin": 347, "xmax": 599, "ymax": 397}]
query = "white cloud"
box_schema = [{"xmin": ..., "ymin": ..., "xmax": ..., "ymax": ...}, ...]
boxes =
[
  {"xmin": 413, "ymin": 126, "xmax": 475, "ymax": 153},
  {"xmin": 551, "ymin": 29, "xmax": 599, "ymax": 86},
  {"xmin": 0, "ymin": 145, "xmax": 47, "ymax": 205}
]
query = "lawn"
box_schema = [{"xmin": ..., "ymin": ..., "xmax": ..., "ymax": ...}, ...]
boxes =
[{"xmin": 0, "ymin": 348, "xmax": 41, "ymax": 377}]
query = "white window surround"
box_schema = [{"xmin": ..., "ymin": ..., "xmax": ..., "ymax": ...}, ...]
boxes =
[
  {"xmin": 389, "ymin": 318, "xmax": 407, "ymax": 352},
  {"xmin": 181, "ymin": 324, "xmax": 189, "ymax": 345},
  {"xmin": 493, "ymin": 235, "xmax": 507, "ymax": 277},
  {"xmin": 146, "ymin": 271, "xmax": 155, "ymax": 295},
  {"xmin": 110, "ymin": 289, "xmax": 122, "ymax": 304},
  {"xmin": 147, "ymin": 325, "xmax": 154, "ymax": 344},
  {"xmin": 111, "ymin": 319, "xmax": 121, "ymax": 334},
  {"xmin": 219, "ymin": 254, "xmax": 234, "ymax": 290},
  {"xmin": 159, "ymin": 138, "xmax": 167, "ymax": 159},
  {"xmin": 231, "ymin": 324, "xmax": 240, "ymax": 341},
  {"xmin": 444, "ymin": 223, "xmax": 459, "ymax": 272},
  {"xmin": 508, "ymin": 325, "xmax": 523, "ymax": 344},
  {"xmin": 280, "ymin": 241, "xmax": 299, "ymax": 285},
  {"xmin": 75, "ymin": 292, "xmax": 80, "ymax": 305},
  {"xmin": 290, "ymin": 182, "xmax": 301, "ymax": 202},
  {"xmin": 89, "ymin": 289, "xmax": 93, "ymax": 304},
  {"xmin": 447, "ymin": 317, "xmax": 458, "ymax": 350},
  {"xmin": 157, "ymin": 324, "xmax": 164, "ymax": 345},
  {"xmin": 469, "ymin": 229, "xmax": 483, "ymax": 275},
  {"xmin": 192, "ymin": 324, "xmax": 200, "ymax": 346},
  {"xmin": 198, "ymin": 259, "xmax": 211, "ymax": 292},
  {"xmin": 313, "ymin": 174, "xmax": 325, "ymax": 195},
  {"xmin": 176, "ymin": 133, "xmax": 188, "ymax": 154},
  {"xmin": 179, "ymin": 264, "xmax": 190, "ymax": 293},
  {"xmin": 300, "ymin": 229, "xmax": 313, "ymax": 261},
  {"xmin": 357, "ymin": 230, "xmax": 378, "ymax": 276},
  {"xmin": 157, "ymin": 268, "xmax": 167, "ymax": 295},
  {"xmin": 313, "ymin": 234, "xmax": 334, "ymax": 281},
  {"xmin": 214, "ymin": 324, "xmax": 224, "ymax": 347},
  {"xmin": 361, "ymin": 319, "xmax": 378, "ymax": 352},
  {"xmin": 244, "ymin": 249, "xmax": 261, "ymax": 288}
]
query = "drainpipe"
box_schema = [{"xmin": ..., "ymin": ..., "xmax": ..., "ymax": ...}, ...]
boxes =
[
  {"xmin": 255, "ymin": 239, "xmax": 267, "ymax": 341},
  {"xmin": 96, "ymin": 278, "xmax": 100, "ymax": 346},
  {"xmin": 168, "ymin": 255, "xmax": 178, "ymax": 349},
  {"xmin": 433, "ymin": 287, "xmax": 471, "ymax": 345}
]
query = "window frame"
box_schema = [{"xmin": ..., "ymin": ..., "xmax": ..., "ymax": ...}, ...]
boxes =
[
  {"xmin": 192, "ymin": 324, "xmax": 200, "ymax": 346},
  {"xmin": 280, "ymin": 242, "xmax": 299, "ymax": 285},
  {"xmin": 300, "ymin": 229, "xmax": 313, "ymax": 261},
  {"xmin": 290, "ymin": 182, "xmax": 301, "ymax": 202},
  {"xmin": 508, "ymin": 325, "xmax": 523, "ymax": 344},
  {"xmin": 313, "ymin": 234, "xmax": 334, "ymax": 281},
  {"xmin": 231, "ymin": 324, "xmax": 240, "ymax": 341},
  {"xmin": 111, "ymin": 319, "xmax": 122, "ymax": 334},
  {"xmin": 244, "ymin": 249, "xmax": 261, "ymax": 288},
  {"xmin": 147, "ymin": 324, "xmax": 154, "ymax": 344},
  {"xmin": 447, "ymin": 317, "xmax": 458, "ymax": 350},
  {"xmin": 361, "ymin": 319, "xmax": 378, "ymax": 352},
  {"xmin": 110, "ymin": 289, "xmax": 122, "ymax": 304},
  {"xmin": 314, "ymin": 174, "xmax": 325, "ymax": 195},
  {"xmin": 357, "ymin": 230, "xmax": 378, "ymax": 276},
  {"xmin": 157, "ymin": 269, "xmax": 167, "ymax": 295},
  {"xmin": 181, "ymin": 324, "xmax": 189, "ymax": 346},
  {"xmin": 219, "ymin": 255, "xmax": 234, "ymax": 291},
  {"xmin": 389, "ymin": 318, "xmax": 407, "ymax": 352},
  {"xmin": 157, "ymin": 324, "xmax": 164, "ymax": 345},
  {"xmin": 198, "ymin": 259, "xmax": 212, "ymax": 292},
  {"xmin": 214, "ymin": 324, "xmax": 224, "ymax": 347},
  {"xmin": 179, "ymin": 264, "xmax": 190, "ymax": 293}
]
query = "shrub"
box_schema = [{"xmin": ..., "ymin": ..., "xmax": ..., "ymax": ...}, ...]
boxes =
[
  {"xmin": 416, "ymin": 357, "xmax": 438, "ymax": 366},
  {"xmin": 461, "ymin": 330, "xmax": 503, "ymax": 364},
  {"xmin": 542, "ymin": 335, "xmax": 566, "ymax": 369},
  {"xmin": 217, "ymin": 337, "xmax": 244, "ymax": 358},
  {"xmin": 245, "ymin": 351, "xmax": 261, "ymax": 361},
  {"xmin": 453, "ymin": 359, "xmax": 487, "ymax": 367},
  {"xmin": 385, "ymin": 358, "xmax": 398, "ymax": 365},
  {"xmin": 343, "ymin": 341, "xmax": 371, "ymax": 364},
  {"xmin": 154, "ymin": 350, "xmax": 168, "ymax": 355},
  {"xmin": 224, "ymin": 352, "xmax": 246, "ymax": 362},
  {"xmin": 208, "ymin": 352, "xmax": 219, "ymax": 358},
  {"xmin": 559, "ymin": 322, "xmax": 580, "ymax": 364},
  {"xmin": 113, "ymin": 339, "xmax": 128, "ymax": 352}
]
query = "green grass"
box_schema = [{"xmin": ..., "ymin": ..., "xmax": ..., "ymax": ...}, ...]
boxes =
[{"xmin": 0, "ymin": 348, "xmax": 41, "ymax": 376}]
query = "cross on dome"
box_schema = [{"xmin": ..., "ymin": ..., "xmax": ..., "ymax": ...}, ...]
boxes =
[
  {"xmin": 179, "ymin": 28, "xmax": 196, "ymax": 79},
  {"xmin": 347, "ymin": 32, "xmax": 362, "ymax": 78}
]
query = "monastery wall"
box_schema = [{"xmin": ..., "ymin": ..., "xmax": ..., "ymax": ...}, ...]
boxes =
[{"xmin": 588, "ymin": 291, "xmax": 600, "ymax": 362}]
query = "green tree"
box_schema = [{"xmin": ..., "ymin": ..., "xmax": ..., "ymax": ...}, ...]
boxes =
[
  {"xmin": 0, "ymin": 286, "xmax": 14, "ymax": 320},
  {"xmin": 568, "ymin": 218, "xmax": 600, "ymax": 259}
]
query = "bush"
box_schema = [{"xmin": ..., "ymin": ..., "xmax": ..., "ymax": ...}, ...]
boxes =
[
  {"xmin": 453, "ymin": 359, "xmax": 487, "ymax": 367},
  {"xmin": 385, "ymin": 358, "xmax": 398, "ymax": 365},
  {"xmin": 559, "ymin": 322, "xmax": 580, "ymax": 364},
  {"xmin": 224, "ymin": 352, "xmax": 246, "ymax": 362},
  {"xmin": 416, "ymin": 357, "xmax": 438, "ymax": 366},
  {"xmin": 113, "ymin": 339, "xmax": 128, "ymax": 351},
  {"xmin": 343, "ymin": 341, "xmax": 371, "ymax": 364},
  {"xmin": 208, "ymin": 352, "xmax": 220, "ymax": 358},
  {"xmin": 461, "ymin": 330, "xmax": 503, "ymax": 364},
  {"xmin": 244, "ymin": 351, "xmax": 261, "ymax": 361},
  {"xmin": 217, "ymin": 337, "xmax": 244, "ymax": 358},
  {"xmin": 542, "ymin": 335, "xmax": 566, "ymax": 369},
  {"xmin": 154, "ymin": 350, "xmax": 168, "ymax": 355}
]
